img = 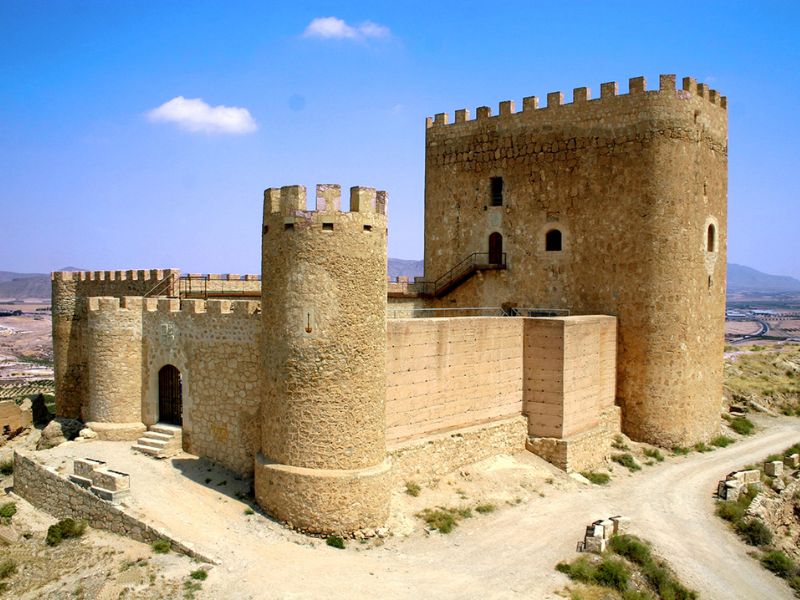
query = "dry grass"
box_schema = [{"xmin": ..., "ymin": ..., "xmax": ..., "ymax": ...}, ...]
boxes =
[{"xmin": 724, "ymin": 345, "xmax": 800, "ymax": 410}]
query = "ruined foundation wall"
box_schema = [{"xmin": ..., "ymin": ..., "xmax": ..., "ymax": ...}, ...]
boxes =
[
  {"xmin": 52, "ymin": 269, "xmax": 178, "ymax": 420},
  {"xmin": 423, "ymin": 75, "xmax": 727, "ymax": 446},
  {"xmin": 385, "ymin": 317, "xmax": 523, "ymax": 444}
]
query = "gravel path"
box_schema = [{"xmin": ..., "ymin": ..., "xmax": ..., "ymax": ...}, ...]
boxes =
[{"xmin": 39, "ymin": 418, "xmax": 800, "ymax": 599}]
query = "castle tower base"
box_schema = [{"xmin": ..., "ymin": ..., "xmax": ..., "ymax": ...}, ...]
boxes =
[
  {"xmin": 254, "ymin": 456, "xmax": 391, "ymax": 534},
  {"xmin": 84, "ymin": 421, "xmax": 147, "ymax": 441}
]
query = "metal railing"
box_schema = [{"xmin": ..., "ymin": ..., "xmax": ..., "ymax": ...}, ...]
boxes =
[
  {"xmin": 143, "ymin": 272, "xmax": 179, "ymax": 298},
  {"xmin": 179, "ymin": 275, "xmax": 261, "ymax": 300},
  {"xmin": 387, "ymin": 306, "xmax": 570, "ymax": 319},
  {"xmin": 417, "ymin": 252, "xmax": 507, "ymax": 298}
]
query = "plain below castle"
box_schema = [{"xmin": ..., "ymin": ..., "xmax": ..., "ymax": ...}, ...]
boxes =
[{"xmin": 50, "ymin": 74, "xmax": 727, "ymax": 535}]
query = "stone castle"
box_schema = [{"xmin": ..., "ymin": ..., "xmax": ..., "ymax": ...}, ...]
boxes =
[{"xmin": 51, "ymin": 74, "xmax": 727, "ymax": 534}]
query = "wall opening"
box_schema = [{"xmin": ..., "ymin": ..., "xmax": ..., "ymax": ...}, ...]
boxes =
[
  {"xmin": 490, "ymin": 177, "xmax": 504, "ymax": 206},
  {"xmin": 158, "ymin": 365, "xmax": 182, "ymax": 426},
  {"xmin": 707, "ymin": 223, "xmax": 716, "ymax": 252},
  {"xmin": 488, "ymin": 232, "xmax": 503, "ymax": 264},
  {"xmin": 322, "ymin": 222, "xmax": 334, "ymax": 231},
  {"xmin": 545, "ymin": 229, "xmax": 562, "ymax": 252},
  {"xmin": 363, "ymin": 224, "xmax": 372, "ymax": 232}
]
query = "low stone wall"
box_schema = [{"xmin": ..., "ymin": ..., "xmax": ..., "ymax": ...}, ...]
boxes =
[
  {"xmin": 388, "ymin": 416, "xmax": 528, "ymax": 485},
  {"xmin": 12, "ymin": 451, "xmax": 212, "ymax": 562},
  {"xmin": 526, "ymin": 406, "xmax": 621, "ymax": 473}
]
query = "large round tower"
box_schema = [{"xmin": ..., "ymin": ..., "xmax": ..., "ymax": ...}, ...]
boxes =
[
  {"xmin": 84, "ymin": 296, "xmax": 147, "ymax": 440},
  {"xmin": 254, "ymin": 183, "xmax": 390, "ymax": 534}
]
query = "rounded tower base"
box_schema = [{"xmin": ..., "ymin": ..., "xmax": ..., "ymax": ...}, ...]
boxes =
[
  {"xmin": 254, "ymin": 454, "xmax": 391, "ymax": 535},
  {"xmin": 84, "ymin": 421, "xmax": 147, "ymax": 441}
]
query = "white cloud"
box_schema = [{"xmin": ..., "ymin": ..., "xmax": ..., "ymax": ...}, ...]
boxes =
[
  {"xmin": 147, "ymin": 97, "xmax": 257, "ymax": 134},
  {"xmin": 302, "ymin": 16, "xmax": 390, "ymax": 41}
]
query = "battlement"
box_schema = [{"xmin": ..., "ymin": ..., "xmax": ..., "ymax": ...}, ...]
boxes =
[
  {"xmin": 86, "ymin": 296, "xmax": 260, "ymax": 316},
  {"xmin": 387, "ymin": 276, "xmax": 426, "ymax": 297},
  {"xmin": 52, "ymin": 269, "xmax": 179, "ymax": 282},
  {"xmin": 264, "ymin": 184, "xmax": 388, "ymax": 216},
  {"xmin": 426, "ymin": 74, "xmax": 726, "ymax": 130}
]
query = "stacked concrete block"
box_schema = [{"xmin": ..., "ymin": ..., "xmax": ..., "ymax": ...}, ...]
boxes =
[
  {"xmin": 784, "ymin": 454, "xmax": 799, "ymax": 468},
  {"xmin": 582, "ymin": 515, "xmax": 629, "ymax": 553},
  {"xmin": 69, "ymin": 457, "xmax": 130, "ymax": 503},
  {"xmin": 765, "ymin": 461, "xmax": 784, "ymax": 477}
]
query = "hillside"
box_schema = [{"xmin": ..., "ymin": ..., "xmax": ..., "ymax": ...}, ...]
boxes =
[{"xmin": 0, "ymin": 274, "xmax": 50, "ymax": 301}]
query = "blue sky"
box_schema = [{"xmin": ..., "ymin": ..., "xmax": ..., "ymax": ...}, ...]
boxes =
[{"xmin": 1, "ymin": 1, "xmax": 799, "ymax": 278}]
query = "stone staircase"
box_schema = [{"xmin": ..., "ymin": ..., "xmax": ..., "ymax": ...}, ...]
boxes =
[{"xmin": 133, "ymin": 424, "xmax": 182, "ymax": 458}]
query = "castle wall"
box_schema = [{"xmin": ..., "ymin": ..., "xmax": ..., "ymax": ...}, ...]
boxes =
[
  {"xmin": 52, "ymin": 269, "xmax": 178, "ymax": 419},
  {"xmin": 524, "ymin": 316, "xmax": 616, "ymax": 439},
  {"xmin": 423, "ymin": 75, "xmax": 727, "ymax": 446},
  {"xmin": 140, "ymin": 298, "xmax": 262, "ymax": 475},
  {"xmin": 385, "ymin": 317, "xmax": 523, "ymax": 444}
]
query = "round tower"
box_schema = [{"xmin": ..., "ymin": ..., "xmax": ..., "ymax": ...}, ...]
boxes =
[
  {"xmin": 254, "ymin": 183, "xmax": 390, "ymax": 534},
  {"xmin": 84, "ymin": 296, "xmax": 147, "ymax": 440}
]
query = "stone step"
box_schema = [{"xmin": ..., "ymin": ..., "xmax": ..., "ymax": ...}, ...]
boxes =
[
  {"xmin": 132, "ymin": 444, "xmax": 160, "ymax": 456},
  {"xmin": 138, "ymin": 437, "xmax": 167, "ymax": 449},
  {"xmin": 151, "ymin": 423, "xmax": 181, "ymax": 436},
  {"xmin": 143, "ymin": 431, "xmax": 173, "ymax": 442}
]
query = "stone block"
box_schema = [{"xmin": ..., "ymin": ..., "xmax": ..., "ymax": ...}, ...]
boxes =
[
  {"xmin": 610, "ymin": 515, "xmax": 630, "ymax": 534},
  {"xmin": 91, "ymin": 468, "xmax": 130, "ymax": 492},
  {"xmin": 599, "ymin": 519, "xmax": 614, "ymax": 539},
  {"xmin": 784, "ymin": 454, "xmax": 799, "ymax": 468},
  {"xmin": 74, "ymin": 458, "xmax": 106, "ymax": 479},
  {"xmin": 765, "ymin": 461, "xmax": 783, "ymax": 477},
  {"xmin": 68, "ymin": 474, "xmax": 93, "ymax": 489},
  {"xmin": 584, "ymin": 535, "xmax": 606, "ymax": 553},
  {"xmin": 729, "ymin": 469, "xmax": 760, "ymax": 484}
]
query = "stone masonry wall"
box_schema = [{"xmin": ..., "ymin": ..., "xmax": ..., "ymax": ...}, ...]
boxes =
[
  {"xmin": 386, "ymin": 317, "xmax": 523, "ymax": 444},
  {"xmin": 141, "ymin": 298, "xmax": 262, "ymax": 475},
  {"xmin": 423, "ymin": 75, "xmax": 727, "ymax": 446},
  {"xmin": 12, "ymin": 451, "xmax": 209, "ymax": 561},
  {"xmin": 52, "ymin": 269, "xmax": 179, "ymax": 420}
]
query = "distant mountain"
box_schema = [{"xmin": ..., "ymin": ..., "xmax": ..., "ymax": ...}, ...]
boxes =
[
  {"xmin": 388, "ymin": 258, "xmax": 424, "ymax": 280},
  {"xmin": 1, "ymin": 261, "xmax": 797, "ymax": 300},
  {"xmin": 0, "ymin": 272, "xmax": 50, "ymax": 301},
  {"xmin": 727, "ymin": 263, "xmax": 800, "ymax": 293}
]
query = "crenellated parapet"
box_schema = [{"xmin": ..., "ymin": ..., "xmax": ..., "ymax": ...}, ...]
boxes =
[
  {"xmin": 387, "ymin": 276, "xmax": 426, "ymax": 298},
  {"xmin": 263, "ymin": 184, "xmax": 388, "ymax": 218},
  {"xmin": 426, "ymin": 74, "xmax": 726, "ymax": 130},
  {"xmin": 52, "ymin": 268, "xmax": 179, "ymax": 283}
]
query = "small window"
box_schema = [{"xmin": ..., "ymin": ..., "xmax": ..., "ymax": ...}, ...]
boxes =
[
  {"xmin": 490, "ymin": 177, "xmax": 503, "ymax": 206},
  {"xmin": 363, "ymin": 224, "xmax": 372, "ymax": 232},
  {"xmin": 322, "ymin": 222, "xmax": 334, "ymax": 231},
  {"xmin": 707, "ymin": 224, "xmax": 716, "ymax": 252},
  {"xmin": 262, "ymin": 225, "xmax": 269, "ymax": 234},
  {"xmin": 284, "ymin": 223, "xmax": 294, "ymax": 231},
  {"xmin": 545, "ymin": 229, "xmax": 562, "ymax": 252}
]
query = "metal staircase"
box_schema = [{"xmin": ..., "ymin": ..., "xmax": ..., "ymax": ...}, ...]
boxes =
[{"xmin": 419, "ymin": 252, "xmax": 506, "ymax": 298}]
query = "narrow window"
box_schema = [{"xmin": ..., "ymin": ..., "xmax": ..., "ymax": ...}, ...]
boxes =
[
  {"xmin": 322, "ymin": 222, "xmax": 334, "ymax": 231},
  {"xmin": 490, "ymin": 177, "xmax": 504, "ymax": 206},
  {"xmin": 284, "ymin": 223, "xmax": 294, "ymax": 231},
  {"xmin": 488, "ymin": 232, "xmax": 503, "ymax": 264},
  {"xmin": 545, "ymin": 229, "xmax": 562, "ymax": 252},
  {"xmin": 707, "ymin": 224, "xmax": 716, "ymax": 252},
  {"xmin": 363, "ymin": 224, "xmax": 372, "ymax": 232},
  {"xmin": 262, "ymin": 225, "xmax": 269, "ymax": 234}
]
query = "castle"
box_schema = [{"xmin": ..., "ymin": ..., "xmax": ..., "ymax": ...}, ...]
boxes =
[{"xmin": 51, "ymin": 74, "xmax": 727, "ymax": 535}]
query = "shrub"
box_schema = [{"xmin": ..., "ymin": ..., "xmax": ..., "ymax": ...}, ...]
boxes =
[
  {"xmin": 612, "ymin": 435, "xmax": 630, "ymax": 451},
  {"xmin": 729, "ymin": 417, "xmax": 755, "ymax": 436},
  {"xmin": 735, "ymin": 519, "xmax": 773, "ymax": 547},
  {"xmin": 151, "ymin": 539, "xmax": 171, "ymax": 554},
  {"xmin": 0, "ymin": 559, "xmax": 16, "ymax": 580},
  {"xmin": 609, "ymin": 535, "xmax": 652, "ymax": 566},
  {"xmin": 594, "ymin": 557, "xmax": 630, "ymax": 591},
  {"xmin": 643, "ymin": 448, "xmax": 665, "ymax": 462},
  {"xmin": 417, "ymin": 507, "xmax": 472, "ymax": 533},
  {"xmin": 0, "ymin": 460, "xmax": 12, "ymax": 476},
  {"xmin": 711, "ymin": 436, "xmax": 734, "ymax": 448},
  {"xmin": 475, "ymin": 503, "xmax": 496, "ymax": 514},
  {"xmin": 0, "ymin": 502, "xmax": 16, "ymax": 520},
  {"xmin": 581, "ymin": 471, "xmax": 611, "ymax": 485},
  {"xmin": 672, "ymin": 446, "xmax": 690, "ymax": 456},
  {"xmin": 612, "ymin": 453, "xmax": 641, "ymax": 472},
  {"xmin": 189, "ymin": 569, "xmax": 208, "ymax": 581},
  {"xmin": 621, "ymin": 591, "xmax": 654, "ymax": 600},
  {"xmin": 405, "ymin": 481, "xmax": 421, "ymax": 497},
  {"xmin": 693, "ymin": 442, "xmax": 712, "ymax": 453},
  {"xmin": 243, "ymin": 508, "xmax": 254, "ymax": 515},
  {"xmin": 325, "ymin": 535, "xmax": 345, "ymax": 549},
  {"xmin": 46, "ymin": 518, "xmax": 86, "ymax": 546},
  {"xmin": 716, "ymin": 500, "xmax": 746, "ymax": 523},
  {"xmin": 761, "ymin": 550, "xmax": 795, "ymax": 578},
  {"xmin": 556, "ymin": 556, "xmax": 596, "ymax": 585}
]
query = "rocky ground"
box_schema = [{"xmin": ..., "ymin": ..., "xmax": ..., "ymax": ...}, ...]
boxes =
[{"xmin": 2, "ymin": 412, "xmax": 800, "ymax": 599}]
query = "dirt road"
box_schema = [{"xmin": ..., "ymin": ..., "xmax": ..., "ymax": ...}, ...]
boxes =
[{"xmin": 38, "ymin": 418, "xmax": 800, "ymax": 599}]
